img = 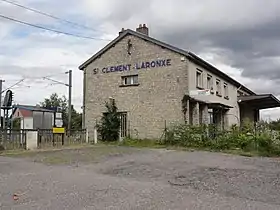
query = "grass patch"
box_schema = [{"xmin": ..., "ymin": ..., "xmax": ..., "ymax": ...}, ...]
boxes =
[
  {"xmin": 118, "ymin": 138, "xmax": 165, "ymax": 148},
  {"xmin": 100, "ymin": 138, "xmax": 165, "ymax": 148},
  {"xmin": 0, "ymin": 144, "xmax": 137, "ymax": 165},
  {"xmin": 101, "ymin": 138, "xmax": 280, "ymax": 158},
  {"xmin": 40, "ymin": 156, "xmax": 70, "ymax": 165}
]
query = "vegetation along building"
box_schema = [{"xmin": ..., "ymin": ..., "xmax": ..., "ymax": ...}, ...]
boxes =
[{"xmin": 79, "ymin": 24, "xmax": 280, "ymax": 140}]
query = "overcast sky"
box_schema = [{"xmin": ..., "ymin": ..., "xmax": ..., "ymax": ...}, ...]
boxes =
[{"xmin": 0, "ymin": 0, "xmax": 280, "ymax": 120}]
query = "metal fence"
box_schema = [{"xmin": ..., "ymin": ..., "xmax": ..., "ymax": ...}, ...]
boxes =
[
  {"xmin": 37, "ymin": 129, "xmax": 88, "ymax": 149},
  {"xmin": 0, "ymin": 129, "xmax": 88, "ymax": 150},
  {"xmin": 0, "ymin": 129, "xmax": 27, "ymax": 150}
]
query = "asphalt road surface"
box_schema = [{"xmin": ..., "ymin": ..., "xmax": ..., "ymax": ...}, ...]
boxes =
[{"xmin": 1, "ymin": 147, "xmax": 280, "ymax": 209}]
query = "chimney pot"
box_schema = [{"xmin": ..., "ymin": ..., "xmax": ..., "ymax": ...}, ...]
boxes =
[
  {"xmin": 119, "ymin": 28, "xmax": 125, "ymax": 36},
  {"xmin": 136, "ymin": 24, "xmax": 149, "ymax": 36}
]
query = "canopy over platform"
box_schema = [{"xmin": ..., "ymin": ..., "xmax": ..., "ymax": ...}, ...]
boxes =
[
  {"xmin": 238, "ymin": 94, "xmax": 280, "ymax": 109},
  {"xmin": 208, "ymin": 103, "xmax": 233, "ymax": 110},
  {"xmin": 185, "ymin": 95, "xmax": 233, "ymax": 110}
]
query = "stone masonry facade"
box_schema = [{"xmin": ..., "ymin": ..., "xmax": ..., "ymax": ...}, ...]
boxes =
[
  {"xmin": 81, "ymin": 26, "xmax": 271, "ymax": 141},
  {"xmin": 84, "ymin": 34, "xmax": 189, "ymax": 140}
]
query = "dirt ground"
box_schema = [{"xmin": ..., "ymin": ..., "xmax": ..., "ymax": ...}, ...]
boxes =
[{"xmin": 1, "ymin": 145, "xmax": 280, "ymax": 210}]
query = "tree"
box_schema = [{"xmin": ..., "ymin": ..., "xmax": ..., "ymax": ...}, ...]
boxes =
[
  {"xmin": 98, "ymin": 99, "xmax": 120, "ymax": 141},
  {"xmin": 268, "ymin": 119, "xmax": 280, "ymax": 131},
  {"xmin": 40, "ymin": 93, "xmax": 82, "ymax": 130},
  {"xmin": 12, "ymin": 118, "xmax": 21, "ymax": 129}
]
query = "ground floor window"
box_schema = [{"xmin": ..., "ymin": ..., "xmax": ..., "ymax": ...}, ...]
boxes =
[
  {"xmin": 101, "ymin": 112, "xmax": 128, "ymax": 139},
  {"xmin": 119, "ymin": 112, "xmax": 128, "ymax": 138},
  {"xmin": 208, "ymin": 109, "xmax": 213, "ymax": 124}
]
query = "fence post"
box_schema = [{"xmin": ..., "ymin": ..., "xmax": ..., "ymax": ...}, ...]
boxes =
[
  {"xmin": 119, "ymin": 126, "xmax": 123, "ymax": 142},
  {"xmin": 164, "ymin": 120, "xmax": 167, "ymax": 142},
  {"xmin": 86, "ymin": 128, "xmax": 89, "ymax": 143},
  {"xmin": 26, "ymin": 130, "xmax": 38, "ymax": 150},
  {"xmin": 93, "ymin": 127, "xmax": 97, "ymax": 144}
]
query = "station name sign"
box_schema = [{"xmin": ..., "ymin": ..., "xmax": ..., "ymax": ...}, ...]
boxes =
[{"xmin": 93, "ymin": 58, "xmax": 171, "ymax": 74}]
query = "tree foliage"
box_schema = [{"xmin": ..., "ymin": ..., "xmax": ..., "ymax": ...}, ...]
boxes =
[
  {"xmin": 268, "ymin": 119, "xmax": 280, "ymax": 131},
  {"xmin": 98, "ymin": 99, "xmax": 121, "ymax": 141},
  {"xmin": 40, "ymin": 93, "xmax": 82, "ymax": 130},
  {"xmin": 12, "ymin": 118, "xmax": 21, "ymax": 129}
]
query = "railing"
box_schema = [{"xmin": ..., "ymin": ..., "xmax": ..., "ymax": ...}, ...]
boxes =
[
  {"xmin": 0, "ymin": 128, "xmax": 88, "ymax": 150},
  {"xmin": 37, "ymin": 129, "xmax": 88, "ymax": 149},
  {"xmin": 0, "ymin": 129, "xmax": 28, "ymax": 150},
  {"xmin": 65, "ymin": 129, "xmax": 87, "ymax": 145},
  {"xmin": 37, "ymin": 129, "xmax": 56, "ymax": 148}
]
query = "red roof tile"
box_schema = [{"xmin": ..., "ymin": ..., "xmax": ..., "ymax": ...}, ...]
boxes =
[{"xmin": 20, "ymin": 109, "xmax": 32, "ymax": 117}]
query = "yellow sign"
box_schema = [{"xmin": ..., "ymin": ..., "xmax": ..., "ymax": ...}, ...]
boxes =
[{"xmin": 53, "ymin": 127, "xmax": 65, "ymax": 134}]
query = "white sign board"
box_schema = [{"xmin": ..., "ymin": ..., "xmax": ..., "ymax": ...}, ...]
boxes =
[
  {"xmin": 189, "ymin": 89, "xmax": 211, "ymax": 96},
  {"xmin": 55, "ymin": 112, "xmax": 62, "ymax": 119},
  {"xmin": 55, "ymin": 119, "xmax": 63, "ymax": 127}
]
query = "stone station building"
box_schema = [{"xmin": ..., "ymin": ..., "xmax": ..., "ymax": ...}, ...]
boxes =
[{"xmin": 79, "ymin": 24, "xmax": 280, "ymax": 140}]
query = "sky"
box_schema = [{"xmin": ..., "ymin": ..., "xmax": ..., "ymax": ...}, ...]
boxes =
[{"xmin": 0, "ymin": 0, "xmax": 280, "ymax": 120}]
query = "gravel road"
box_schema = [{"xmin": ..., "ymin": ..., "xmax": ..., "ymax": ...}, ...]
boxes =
[{"xmin": 1, "ymin": 147, "xmax": 280, "ymax": 209}]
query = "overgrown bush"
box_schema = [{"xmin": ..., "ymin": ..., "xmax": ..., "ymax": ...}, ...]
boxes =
[
  {"xmin": 97, "ymin": 99, "xmax": 121, "ymax": 142},
  {"xmin": 162, "ymin": 120, "xmax": 280, "ymax": 156},
  {"xmin": 0, "ymin": 144, "xmax": 5, "ymax": 151}
]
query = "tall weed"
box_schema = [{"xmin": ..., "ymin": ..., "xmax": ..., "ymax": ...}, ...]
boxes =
[{"xmin": 162, "ymin": 122, "xmax": 280, "ymax": 156}]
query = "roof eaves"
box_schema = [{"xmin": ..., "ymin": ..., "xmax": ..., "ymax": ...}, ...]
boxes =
[
  {"xmin": 188, "ymin": 52, "xmax": 256, "ymax": 95},
  {"xmin": 129, "ymin": 29, "xmax": 190, "ymax": 56},
  {"xmin": 238, "ymin": 94, "xmax": 280, "ymax": 104},
  {"xmin": 79, "ymin": 30, "xmax": 130, "ymax": 70},
  {"xmin": 269, "ymin": 94, "xmax": 280, "ymax": 104},
  {"xmin": 78, "ymin": 28, "xmax": 256, "ymax": 95},
  {"xmin": 79, "ymin": 29, "xmax": 191, "ymax": 70},
  {"xmin": 13, "ymin": 105, "xmax": 54, "ymax": 113}
]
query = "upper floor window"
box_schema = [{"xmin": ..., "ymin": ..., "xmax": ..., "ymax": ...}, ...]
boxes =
[
  {"xmin": 121, "ymin": 75, "xmax": 139, "ymax": 87},
  {"xmin": 224, "ymin": 83, "xmax": 229, "ymax": 99},
  {"xmin": 207, "ymin": 74, "xmax": 213, "ymax": 90},
  {"xmin": 216, "ymin": 79, "xmax": 222, "ymax": 96},
  {"xmin": 237, "ymin": 90, "xmax": 244, "ymax": 96},
  {"xmin": 196, "ymin": 70, "xmax": 203, "ymax": 89}
]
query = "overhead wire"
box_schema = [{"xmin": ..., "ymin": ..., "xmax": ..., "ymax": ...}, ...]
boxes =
[
  {"xmin": 22, "ymin": 71, "xmax": 68, "ymax": 80},
  {"xmin": 0, "ymin": 14, "xmax": 111, "ymax": 41},
  {"xmin": 3, "ymin": 71, "xmax": 70, "ymax": 92},
  {"xmin": 1, "ymin": 79, "xmax": 25, "ymax": 93},
  {"xmin": 7, "ymin": 85, "xmax": 31, "ymax": 90},
  {"xmin": 0, "ymin": 0, "xmax": 103, "ymax": 32},
  {"xmin": 42, "ymin": 77, "xmax": 69, "ymax": 87}
]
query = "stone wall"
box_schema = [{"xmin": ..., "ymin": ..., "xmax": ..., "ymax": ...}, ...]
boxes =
[{"xmin": 84, "ymin": 34, "xmax": 189, "ymax": 140}]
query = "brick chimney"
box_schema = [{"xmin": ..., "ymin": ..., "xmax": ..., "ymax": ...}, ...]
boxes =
[
  {"xmin": 119, "ymin": 28, "xmax": 125, "ymax": 36},
  {"xmin": 136, "ymin": 24, "xmax": 149, "ymax": 36}
]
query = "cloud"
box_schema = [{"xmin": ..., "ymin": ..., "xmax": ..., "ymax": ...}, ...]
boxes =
[
  {"xmin": 1, "ymin": 0, "xmax": 280, "ymax": 120},
  {"xmin": 0, "ymin": 0, "xmax": 111, "ymax": 111},
  {"xmin": 82, "ymin": 0, "xmax": 280, "ymax": 119}
]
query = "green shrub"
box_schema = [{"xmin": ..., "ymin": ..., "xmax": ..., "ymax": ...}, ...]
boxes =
[
  {"xmin": 0, "ymin": 144, "xmax": 5, "ymax": 151},
  {"xmin": 164, "ymin": 124, "xmax": 209, "ymax": 148},
  {"xmin": 120, "ymin": 138, "xmax": 161, "ymax": 148},
  {"xmin": 163, "ymin": 122, "xmax": 280, "ymax": 156},
  {"xmin": 97, "ymin": 99, "xmax": 121, "ymax": 142}
]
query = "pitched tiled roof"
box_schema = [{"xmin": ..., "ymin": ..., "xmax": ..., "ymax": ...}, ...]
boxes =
[
  {"xmin": 238, "ymin": 94, "xmax": 280, "ymax": 103},
  {"xmin": 20, "ymin": 109, "xmax": 33, "ymax": 117},
  {"xmin": 238, "ymin": 94, "xmax": 280, "ymax": 109},
  {"xmin": 79, "ymin": 29, "xmax": 255, "ymax": 95},
  {"xmin": 12, "ymin": 105, "xmax": 55, "ymax": 113}
]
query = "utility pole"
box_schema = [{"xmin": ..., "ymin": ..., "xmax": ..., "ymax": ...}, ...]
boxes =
[
  {"xmin": 43, "ymin": 71, "xmax": 72, "ymax": 133},
  {"xmin": 0, "ymin": 80, "xmax": 4, "ymax": 128},
  {"xmin": 67, "ymin": 70, "xmax": 72, "ymax": 134}
]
